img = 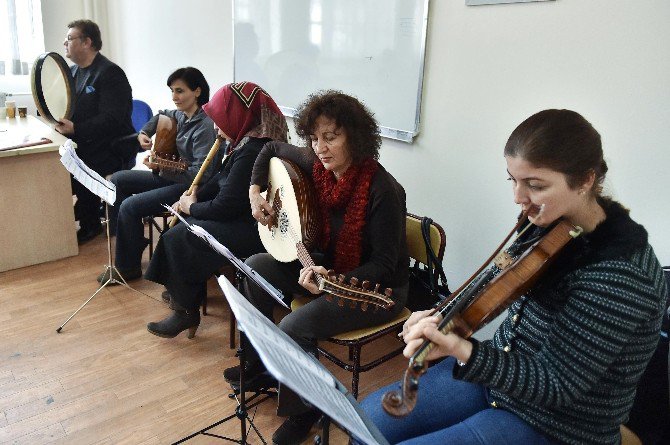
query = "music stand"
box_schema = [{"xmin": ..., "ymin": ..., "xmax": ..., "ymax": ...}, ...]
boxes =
[
  {"xmin": 218, "ymin": 275, "xmax": 390, "ymax": 445},
  {"xmin": 164, "ymin": 213, "xmax": 387, "ymax": 445},
  {"xmin": 56, "ymin": 141, "xmax": 152, "ymax": 333},
  {"xmin": 165, "ymin": 209, "xmax": 287, "ymax": 444}
]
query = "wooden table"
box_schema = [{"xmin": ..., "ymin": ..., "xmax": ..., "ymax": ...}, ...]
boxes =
[{"xmin": 0, "ymin": 115, "xmax": 78, "ymax": 272}]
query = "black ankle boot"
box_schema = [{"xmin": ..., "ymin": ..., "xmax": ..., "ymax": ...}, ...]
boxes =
[
  {"xmin": 272, "ymin": 409, "xmax": 321, "ymax": 445},
  {"xmin": 147, "ymin": 309, "xmax": 200, "ymax": 339}
]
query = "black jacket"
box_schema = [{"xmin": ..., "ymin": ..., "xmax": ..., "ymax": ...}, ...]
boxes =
[{"xmin": 70, "ymin": 53, "xmax": 134, "ymax": 174}]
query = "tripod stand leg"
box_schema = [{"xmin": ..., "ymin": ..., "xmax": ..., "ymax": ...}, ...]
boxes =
[
  {"xmin": 56, "ymin": 279, "xmax": 110, "ymax": 332},
  {"xmin": 57, "ymin": 203, "xmax": 154, "ymax": 332}
]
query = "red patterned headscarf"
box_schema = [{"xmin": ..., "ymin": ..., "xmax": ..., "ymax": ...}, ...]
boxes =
[{"xmin": 202, "ymin": 81, "xmax": 288, "ymax": 148}]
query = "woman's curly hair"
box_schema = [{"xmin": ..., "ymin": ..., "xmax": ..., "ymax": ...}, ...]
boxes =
[{"xmin": 294, "ymin": 90, "xmax": 381, "ymax": 163}]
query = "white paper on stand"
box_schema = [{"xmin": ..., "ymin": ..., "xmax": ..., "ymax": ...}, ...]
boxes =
[
  {"xmin": 219, "ymin": 275, "xmax": 389, "ymax": 445},
  {"xmin": 161, "ymin": 204, "xmax": 289, "ymax": 309},
  {"xmin": 59, "ymin": 140, "xmax": 116, "ymax": 204}
]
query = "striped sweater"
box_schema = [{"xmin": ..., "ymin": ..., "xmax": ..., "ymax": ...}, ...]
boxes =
[{"xmin": 455, "ymin": 199, "xmax": 667, "ymax": 444}]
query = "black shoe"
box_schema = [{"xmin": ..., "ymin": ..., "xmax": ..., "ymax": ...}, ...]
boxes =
[
  {"xmin": 77, "ymin": 224, "xmax": 103, "ymax": 244},
  {"xmin": 97, "ymin": 267, "xmax": 142, "ymax": 284},
  {"xmin": 147, "ymin": 310, "xmax": 200, "ymax": 339},
  {"xmin": 272, "ymin": 410, "xmax": 321, "ymax": 445}
]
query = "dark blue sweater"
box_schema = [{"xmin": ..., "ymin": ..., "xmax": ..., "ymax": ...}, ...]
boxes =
[{"xmin": 456, "ymin": 199, "xmax": 667, "ymax": 444}]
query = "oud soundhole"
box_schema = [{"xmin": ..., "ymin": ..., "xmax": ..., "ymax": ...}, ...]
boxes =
[{"xmin": 278, "ymin": 210, "xmax": 289, "ymax": 236}]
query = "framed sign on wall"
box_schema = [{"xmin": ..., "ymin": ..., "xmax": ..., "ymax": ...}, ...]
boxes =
[{"xmin": 466, "ymin": 0, "xmax": 555, "ymax": 5}]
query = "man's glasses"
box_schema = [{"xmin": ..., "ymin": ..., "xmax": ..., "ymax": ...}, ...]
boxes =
[{"xmin": 64, "ymin": 35, "xmax": 84, "ymax": 43}]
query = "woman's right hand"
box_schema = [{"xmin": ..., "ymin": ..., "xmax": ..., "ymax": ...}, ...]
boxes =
[
  {"xmin": 249, "ymin": 184, "xmax": 275, "ymax": 226},
  {"xmin": 138, "ymin": 133, "xmax": 152, "ymax": 150}
]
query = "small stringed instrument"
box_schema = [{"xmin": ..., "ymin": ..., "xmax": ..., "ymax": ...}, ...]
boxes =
[
  {"xmin": 259, "ymin": 157, "xmax": 395, "ymax": 311},
  {"xmin": 382, "ymin": 216, "xmax": 583, "ymax": 417},
  {"xmin": 148, "ymin": 115, "xmax": 188, "ymax": 173}
]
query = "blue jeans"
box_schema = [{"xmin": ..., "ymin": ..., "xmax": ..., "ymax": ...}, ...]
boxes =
[
  {"xmin": 109, "ymin": 170, "xmax": 187, "ymax": 271},
  {"xmin": 356, "ymin": 358, "xmax": 556, "ymax": 445}
]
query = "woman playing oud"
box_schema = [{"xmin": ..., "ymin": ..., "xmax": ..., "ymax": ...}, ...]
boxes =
[
  {"xmin": 103, "ymin": 67, "xmax": 221, "ymax": 283},
  {"xmin": 227, "ymin": 91, "xmax": 409, "ymax": 445},
  {"xmin": 357, "ymin": 109, "xmax": 667, "ymax": 445}
]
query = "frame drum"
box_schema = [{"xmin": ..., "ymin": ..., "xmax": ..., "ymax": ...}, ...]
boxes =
[{"xmin": 31, "ymin": 52, "xmax": 74, "ymax": 124}]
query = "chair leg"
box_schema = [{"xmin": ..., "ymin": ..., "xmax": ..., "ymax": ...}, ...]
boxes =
[
  {"xmin": 351, "ymin": 345, "xmax": 362, "ymax": 399},
  {"xmin": 147, "ymin": 217, "xmax": 154, "ymax": 259},
  {"xmin": 202, "ymin": 293, "xmax": 208, "ymax": 316}
]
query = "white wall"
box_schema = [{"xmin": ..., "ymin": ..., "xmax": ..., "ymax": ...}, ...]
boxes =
[
  {"xmin": 387, "ymin": 0, "xmax": 670, "ymax": 286},
  {"xmin": 104, "ymin": 0, "xmax": 233, "ymax": 112},
  {"xmin": 41, "ymin": 0, "xmax": 670, "ymax": 289}
]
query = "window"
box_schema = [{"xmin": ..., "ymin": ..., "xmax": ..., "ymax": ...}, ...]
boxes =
[{"xmin": 0, "ymin": 0, "xmax": 44, "ymax": 76}]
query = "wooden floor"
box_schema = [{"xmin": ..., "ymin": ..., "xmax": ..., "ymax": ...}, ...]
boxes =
[{"xmin": 0, "ymin": 230, "xmax": 408, "ymax": 444}]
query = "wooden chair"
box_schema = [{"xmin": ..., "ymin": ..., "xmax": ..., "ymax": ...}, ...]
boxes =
[{"xmin": 291, "ymin": 212, "xmax": 447, "ymax": 398}]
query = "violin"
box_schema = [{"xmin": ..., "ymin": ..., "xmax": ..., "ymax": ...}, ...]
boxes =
[{"xmin": 381, "ymin": 214, "xmax": 583, "ymax": 417}]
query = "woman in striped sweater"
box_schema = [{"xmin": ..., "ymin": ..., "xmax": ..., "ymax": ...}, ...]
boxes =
[{"xmin": 358, "ymin": 109, "xmax": 667, "ymax": 445}]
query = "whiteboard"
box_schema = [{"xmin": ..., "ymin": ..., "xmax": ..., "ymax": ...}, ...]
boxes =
[{"xmin": 233, "ymin": 0, "xmax": 429, "ymax": 143}]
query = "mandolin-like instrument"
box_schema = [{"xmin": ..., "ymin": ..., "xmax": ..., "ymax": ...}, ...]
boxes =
[
  {"xmin": 382, "ymin": 215, "xmax": 583, "ymax": 417},
  {"xmin": 148, "ymin": 115, "xmax": 188, "ymax": 173},
  {"xmin": 259, "ymin": 157, "xmax": 395, "ymax": 311}
]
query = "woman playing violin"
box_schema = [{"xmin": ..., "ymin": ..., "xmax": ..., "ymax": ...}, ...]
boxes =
[
  {"xmin": 358, "ymin": 109, "xmax": 667, "ymax": 445},
  {"xmin": 231, "ymin": 91, "xmax": 409, "ymax": 445}
]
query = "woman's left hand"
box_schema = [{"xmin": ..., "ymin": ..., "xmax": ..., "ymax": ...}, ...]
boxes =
[
  {"xmin": 402, "ymin": 315, "xmax": 473, "ymax": 363},
  {"xmin": 298, "ymin": 265, "xmax": 328, "ymax": 295},
  {"xmin": 178, "ymin": 187, "xmax": 198, "ymax": 215}
]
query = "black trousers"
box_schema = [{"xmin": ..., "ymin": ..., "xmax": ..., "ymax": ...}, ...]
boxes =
[
  {"xmin": 243, "ymin": 252, "xmax": 408, "ymax": 416},
  {"xmin": 145, "ymin": 217, "xmax": 264, "ymax": 311}
]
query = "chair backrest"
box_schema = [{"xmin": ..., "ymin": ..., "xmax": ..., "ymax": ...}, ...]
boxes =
[
  {"xmin": 131, "ymin": 99, "xmax": 153, "ymax": 133},
  {"xmin": 405, "ymin": 212, "xmax": 446, "ymax": 266}
]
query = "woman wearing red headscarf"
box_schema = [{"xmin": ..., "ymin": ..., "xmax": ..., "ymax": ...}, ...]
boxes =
[{"xmin": 145, "ymin": 82, "xmax": 288, "ymax": 338}]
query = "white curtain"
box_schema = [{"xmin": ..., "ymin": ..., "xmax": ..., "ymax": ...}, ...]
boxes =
[{"xmin": 0, "ymin": 0, "xmax": 44, "ymax": 75}]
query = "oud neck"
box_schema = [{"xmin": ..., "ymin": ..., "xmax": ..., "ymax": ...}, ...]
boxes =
[{"xmin": 295, "ymin": 241, "xmax": 323, "ymax": 285}]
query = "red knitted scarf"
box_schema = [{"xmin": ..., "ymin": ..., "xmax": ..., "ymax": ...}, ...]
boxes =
[{"xmin": 312, "ymin": 157, "xmax": 379, "ymax": 273}]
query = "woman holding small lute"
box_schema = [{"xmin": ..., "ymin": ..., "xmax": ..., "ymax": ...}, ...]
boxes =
[
  {"xmin": 103, "ymin": 67, "xmax": 220, "ymax": 283},
  {"xmin": 355, "ymin": 110, "xmax": 667, "ymax": 445},
  {"xmin": 232, "ymin": 90, "xmax": 409, "ymax": 445}
]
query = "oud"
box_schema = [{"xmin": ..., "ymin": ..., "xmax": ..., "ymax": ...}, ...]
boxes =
[
  {"xmin": 147, "ymin": 115, "xmax": 188, "ymax": 172},
  {"xmin": 258, "ymin": 157, "xmax": 395, "ymax": 311}
]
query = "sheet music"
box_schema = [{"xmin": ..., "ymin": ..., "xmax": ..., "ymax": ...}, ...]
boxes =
[
  {"xmin": 161, "ymin": 204, "xmax": 289, "ymax": 309},
  {"xmin": 219, "ymin": 276, "xmax": 389, "ymax": 445},
  {"xmin": 59, "ymin": 140, "xmax": 116, "ymax": 204}
]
